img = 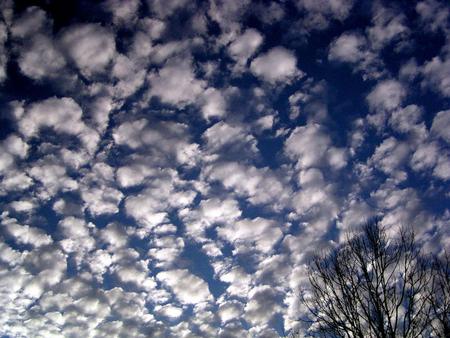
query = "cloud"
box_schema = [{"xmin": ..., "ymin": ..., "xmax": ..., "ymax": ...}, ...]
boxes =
[
  {"xmin": 156, "ymin": 269, "xmax": 213, "ymax": 304},
  {"xmin": 416, "ymin": 0, "xmax": 449, "ymax": 33},
  {"xmin": 244, "ymin": 285, "xmax": 282, "ymax": 325},
  {"xmin": 217, "ymin": 217, "xmax": 283, "ymax": 252},
  {"xmin": 1, "ymin": 1, "xmax": 449, "ymax": 336},
  {"xmin": 0, "ymin": 23, "xmax": 7, "ymax": 83},
  {"xmin": 422, "ymin": 56, "xmax": 450, "ymax": 97},
  {"xmin": 204, "ymin": 161, "xmax": 291, "ymax": 207},
  {"xmin": 125, "ymin": 171, "xmax": 196, "ymax": 229},
  {"xmin": 113, "ymin": 119, "xmax": 200, "ymax": 166},
  {"xmin": 103, "ymin": 0, "xmax": 140, "ymax": 26},
  {"xmin": 18, "ymin": 97, "xmax": 99, "ymax": 154},
  {"xmin": 295, "ymin": 0, "xmax": 355, "ymax": 31},
  {"xmin": 148, "ymin": 58, "xmax": 206, "ymax": 107},
  {"xmin": 367, "ymin": 4, "xmax": 410, "ymax": 51},
  {"xmin": 431, "ymin": 110, "xmax": 450, "ymax": 143},
  {"xmin": 200, "ymin": 88, "xmax": 227, "ymax": 120},
  {"xmin": 10, "ymin": 6, "xmax": 50, "ymax": 39},
  {"xmin": 147, "ymin": 0, "xmax": 189, "ymax": 18},
  {"xmin": 329, "ymin": 32, "xmax": 366, "ymax": 63},
  {"xmin": 60, "ymin": 23, "xmax": 116, "ymax": 76},
  {"xmin": 218, "ymin": 300, "xmax": 244, "ymax": 323},
  {"xmin": 285, "ymin": 123, "xmax": 347, "ymax": 170},
  {"xmin": 228, "ymin": 28, "xmax": 263, "ymax": 67},
  {"xmin": 370, "ymin": 137, "xmax": 410, "ymax": 181},
  {"xmin": 366, "ymin": 79, "xmax": 407, "ymax": 129},
  {"xmin": 250, "ymin": 47, "xmax": 301, "ymax": 84},
  {"xmin": 1, "ymin": 212, "xmax": 52, "ymax": 248},
  {"xmin": 18, "ymin": 34, "xmax": 66, "ymax": 80}
]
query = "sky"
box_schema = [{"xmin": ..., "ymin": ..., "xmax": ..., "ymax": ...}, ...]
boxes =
[{"xmin": 0, "ymin": 0, "xmax": 449, "ymax": 337}]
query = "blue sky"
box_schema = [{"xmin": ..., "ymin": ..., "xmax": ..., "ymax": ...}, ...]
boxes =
[{"xmin": 0, "ymin": 0, "xmax": 449, "ymax": 337}]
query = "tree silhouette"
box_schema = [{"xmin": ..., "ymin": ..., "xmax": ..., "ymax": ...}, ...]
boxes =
[
  {"xmin": 430, "ymin": 251, "xmax": 450, "ymax": 337},
  {"xmin": 297, "ymin": 218, "xmax": 449, "ymax": 338}
]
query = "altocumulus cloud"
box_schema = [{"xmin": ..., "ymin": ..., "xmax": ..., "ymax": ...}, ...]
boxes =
[{"xmin": 0, "ymin": 0, "xmax": 449, "ymax": 337}]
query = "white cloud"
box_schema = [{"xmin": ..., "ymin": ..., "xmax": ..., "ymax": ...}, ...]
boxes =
[
  {"xmin": 99, "ymin": 223, "xmax": 128, "ymax": 249},
  {"xmin": 202, "ymin": 121, "xmax": 257, "ymax": 155},
  {"xmin": 367, "ymin": 79, "xmax": 406, "ymax": 112},
  {"xmin": 80, "ymin": 186, "xmax": 123, "ymax": 216},
  {"xmin": 147, "ymin": 0, "xmax": 189, "ymax": 18},
  {"xmin": 155, "ymin": 304, "xmax": 184, "ymax": 319},
  {"xmin": 370, "ymin": 137, "xmax": 410, "ymax": 181},
  {"xmin": 285, "ymin": 123, "xmax": 347, "ymax": 170},
  {"xmin": 410, "ymin": 141, "xmax": 439, "ymax": 172},
  {"xmin": 433, "ymin": 155, "xmax": 450, "ymax": 180},
  {"xmin": 156, "ymin": 269, "xmax": 213, "ymax": 304},
  {"xmin": 244, "ymin": 285, "xmax": 282, "ymax": 325},
  {"xmin": 18, "ymin": 34, "xmax": 66, "ymax": 80},
  {"xmin": 431, "ymin": 110, "xmax": 450, "ymax": 143},
  {"xmin": 113, "ymin": 119, "xmax": 200, "ymax": 166},
  {"xmin": 148, "ymin": 59, "xmax": 206, "ymax": 107},
  {"xmin": 148, "ymin": 236, "xmax": 184, "ymax": 268},
  {"xmin": 422, "ymin": 56, "xmax": 450, "ymax": 97},
  {"xmin": 1, "ymin": 212, "xmax": 52, "ymax": 248},
  {"xmin": 125, "ymin": 172, "xmax": 196, "ymax": 229},
  {"xmin": 329, "ymin": 32, "xmax": 366, "ymax": 63},
  {"xmin": 295, "ymin": 0, "xmax": 355, "ymax": 30},
  {"xmin": 183, "ymin": 197, "xmax": 241, "ymax": 240},
  {"xmin": 18, "ymin": 97, "xmax": 99, "ymax": 154},
  {"xmin": 388, "ymin": 105, "xmax": 424, "ymax": 134},
  {"xmin": 60, "ymin": 23, "xmax": 116, "ymax": 76},
  {"xmin": 228, "ymin": 28, "xmax": 263, "ymax": 66},
  {"xmin": 2, "ymin": 134, "xmax": 29, "ymax": 158},
  {"xmin": 200, "ymin": 88, "xmax": 227, "ymax": 120},
  {"xmin": 250, "ymin": 47, "xmax": 301, "ymax": 84},
  {"xmin": 218, "ymin": 300, "xmax": 244, "ymax": 323},
  {"xmin": 204, "ymin": 161, "xmax": 290, "ymax": 207},
  {"xmin": 0, "ymin": 23, "xmax": 7, "ymax": 83},
  {"xmin": 28, "ymin": 162, "xmax": 78, "ymax": 199},
  {"xmin": 416, "ymin": 0, "xmax": 449, "ymax": 33},
  {"xmin": 11, "ymin": 6, "xmax": 49, "ymax": 39},
  {"xmin": 367, "ymin": 4, "xmax": 409, "ymax": 50},
  {"xmin": 111, "ymin": 54, "xmax": 146, "ymax": 99},
  {"xmin": 103, "ymin": 0, "xmax": 140, "ymax": 26},
  {"xmin": 218, "ymin": 266, "xmax": 252, "ymax": 298},
  {"xmin": 217, "ymin": 217, "xmax": 282, "ymax": 252}
]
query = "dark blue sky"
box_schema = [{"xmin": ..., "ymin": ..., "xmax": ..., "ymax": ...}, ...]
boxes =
[{"xmin": 0, "ymin": 0, "xmax": 449, "ymax": 337}]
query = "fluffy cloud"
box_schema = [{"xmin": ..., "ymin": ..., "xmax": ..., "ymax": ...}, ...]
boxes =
[
  {"xmin": 250, "ymin": 47, "xmax": 301, "ymax": 84},
  {"xmin": 204, "ymin": 161, "xmax": 290, "ymax": 207},
  {"xmin": 156, "ymin": 269, "xmax": 213, "ymax": 304},
  {"xmin": 18, "ymin": 97, "xmax": 99, "ymax": 153},
  {"xmin": 329, "ymin": 32, "xmax": 366, "ymax": 63},
  {"xmin": 416, "ymin": 0, "xmax": 449, "ymax": 33},
  {"xmin": 296, "ymin": 0, "xmax": 355, "ymax": 30},
  {"xmin": 367, "ymin": 79, "xmax": 406, "ymax": 112},
  {"xmin": 148, "ymin": 59, "xmax": 206, "ymax": 107},
  {"xmin": 10, "ymin": 6, "xmax": 50, "ymax": 39},
  {"xmin": 285, "ymin": 123, "xmax": 347, "ymax": 170},
  {"xmin": 244, "ymin": 285, "xmax": 282, "ymax": 325},
  {"xmin": 228, "ymin": 28, "xmax": 263, "ymax": 66},
  {"xmin": 200, "ymin": 88, "xmax": 227, "ymax": 120},
  {"xmin": 60, "ymin": 23, "xmax": 116, "ymax": 76},
  {"xmin": 1, "ymin": 1, "xmax": 449, "ymax": 336},
  {"xmin": 217, "ymin": 217, "xmax": 283, "ymax": 252},
  {"xmin": 113, "ymin": 119, "xmax": 200, "ymax": 166},
  {"xmin": 367, "ymin": 4, "xmax": 409, "ymax": 50},
  {"xmin": 431, "ymin": 110, "xmax": 450, "ymax": 143},
  {"xmin": 18, "ymin": 34, "xmax": 66, "ymax": 80},
  {"xmin": 422, "ymin": 56, "xmax": 450, "ymax": 97}
]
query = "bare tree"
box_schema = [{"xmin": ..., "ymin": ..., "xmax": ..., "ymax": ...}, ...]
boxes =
[
  {"xmin": 430, "ymin": 251, "xmax": 450, "ymax": 337},
  {"xmin": 298, "ymin": 218, "xmax": 443, "ymax": 338}
]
